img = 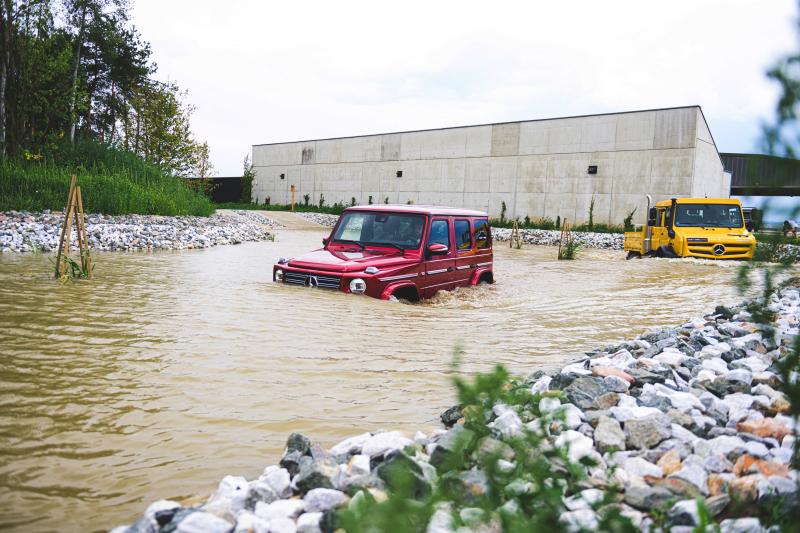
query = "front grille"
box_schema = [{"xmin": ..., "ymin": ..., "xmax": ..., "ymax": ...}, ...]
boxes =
[
  {"xmin": 687, "ymin": 243, "xmax": 753, "ymax": 258},
  {"xmin": 284, "ymin": 271, "xmax": 341, "ymax": 289}
]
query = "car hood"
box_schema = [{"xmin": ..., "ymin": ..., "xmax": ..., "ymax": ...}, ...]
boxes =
[
  {"xmin": 677, "ymin": 227, "xmax": 752, "ymax": 240},
  {"xmin": 287, "ymin": 248, "xmax": 416, "ymax": 273}
]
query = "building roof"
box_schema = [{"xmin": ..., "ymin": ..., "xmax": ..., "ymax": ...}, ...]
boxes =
[
  {"xmin": 253, "ymin": 105, "xmax": 705, "ymax": 148},
  {"xmin": 345, "ymin": 204, "xmax": 488, "ymax": 217}
]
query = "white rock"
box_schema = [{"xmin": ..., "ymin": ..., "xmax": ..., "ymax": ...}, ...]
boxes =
[
  {"xmin": 233, "ymin": 511, "xmax": 269, "ymax": 533},
  {"xmin": 259, "ymin": 468, "xmax": 292, "ymax": 499},
  {"xmin": 745, "ymin": 441, "xmax": 770, "ymax": 458},
  {"xmin": 604, "ymin": 375, "xmax": 630, "ymax": 392},
  {"xmin": 176, "ymin": 512, "xmax": 233, "ymax": 533},
  {"xmin": 559, "ymin": 509, "xmax": 599, "ymax": 532},
  {"xmin": 623, "ymin": 457, "xmax": 663, "ymax": 479},
  {"xmin": 719, "ymin": 517, "xmax": 764, "ymax": 533},
  {"xmin": 255, "ymin": 498, "xmax": 305, "ymax": 521},
  {"xmin": 347, "ymin": 454, "xmax": 371, "ymax": 476},
  {"xmin": 329, "ymin": 432, "xmax": 372, "ymax": 456},
  {"xmin": 361, "ymin": 431, "xmax": 414, "ymax": 456},
  {"xmin": 654, "ymin": 350, "xmax": 686, "ymax": 367},
  {"xmin": 297, "ymin": 512, "xmax": 323, "ymax": 533},
  {"xmin": 489, "ymin": 407, "xmax": 523, "ymax": 436},
  {"xmin": 555, "ymin": 430, "xmax": 596, "ymax": 463},
  {"xmin": 564, "ymin": 489, "xmax": 604, "ymax": 511},
  {"xmin": 206, "ymin": 475, "xmax": 249, "ymax": 516},
  {"xmin": 539, "ymin": 397, "xmax": 562, "ymax": 414},
  {"xmin": 269, "ymin": 517, "xmax": 297, "ymax": 533},
  {"xmin": 701, "ymin": 358, "xmax": 729, "ymax": 374},
  {"xmin": 304, "ymin": 488, "xmax": 348, "ymax": 512},
  {"xmin": 530, "ymin": 375, "xmax": 552, "ymax": 394},
  {"xmin": 694, "ymin": 435, "xmax": 747, "ymax": 458},
  {"xmin": 609, "ymin": 405, "xmax": 663, "ymax": 422}
]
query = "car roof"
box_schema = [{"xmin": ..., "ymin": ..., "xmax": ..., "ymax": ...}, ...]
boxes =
[{"xmin": 344, "ymin": 204, "xmax": 488, "ymax": 217}]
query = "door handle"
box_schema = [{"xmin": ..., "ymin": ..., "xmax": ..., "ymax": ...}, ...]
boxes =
[{"xmin": 447, "ymin": 267, "xmax": 454, "ymax": 272}]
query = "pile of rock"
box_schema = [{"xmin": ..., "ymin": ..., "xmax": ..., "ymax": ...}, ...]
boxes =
[
  {"xmin": 0, "ymin": 210, "xmax": 279, "ymax": 253},
  {"xmin": 297, "ymin": 213, "xmax": 339, "ymax": 227},
  {"xmin": 112, "ymin": 289, "xmax": 799, "ymax": 533},
  {"xmin": 492, "ymin": 227, "xmax": 624, "ymax": 250}
]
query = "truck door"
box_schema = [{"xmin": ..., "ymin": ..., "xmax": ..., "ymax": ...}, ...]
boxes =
[
  {"xmin": 452, "ymin": 218, "xmax": 475, "ymax": 286},
  {"xmin": 652, "ymin": 208, "xmax": 667, "ymax": 249},
  {"xmin": 423, "ymin": 217, "xmax": 455, "ymax": 297}
]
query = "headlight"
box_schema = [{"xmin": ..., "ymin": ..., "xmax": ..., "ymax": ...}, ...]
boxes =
[
  {"xmin": 349, "ymin": 278, "xmax": 367, "ymax": 294},
  {"xmin": 275, "ymin": 268, "xmax": 284, "ymax": 282}
]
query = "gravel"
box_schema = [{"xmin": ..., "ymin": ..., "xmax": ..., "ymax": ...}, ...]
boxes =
[
  {"xmin": 113, "ymin": 287, "xmax": 800, "ymax": 533},
  {"xmin": 0, "ymin": 210, "xmax": 279, "ymax": 253}
]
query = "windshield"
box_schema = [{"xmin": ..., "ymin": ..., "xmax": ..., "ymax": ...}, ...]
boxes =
[
  {"xmin": 332, "ymin": 212, "xmax": 426, "ymax": 249},
  {"xmin": 674, "ymin": 203, "xmax": 744, "ymax": 228}
]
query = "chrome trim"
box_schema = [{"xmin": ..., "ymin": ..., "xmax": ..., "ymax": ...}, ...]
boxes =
[
  {"xmin": 427, "ymin": 268, "xmax": 448, "ymax": 275},
  {"xmin": 284, "ymin": 271, "xmax": 341, "ymax": 289},
  {"xmin": 377, "ymin": 273, "xmax": 418, "ymax": 282},
  {"xmin": 476, "ymin": 261, "xmax": 492, "ymax": 267},
  {"xmin": 456, "ymin": 265, "xmax": 471, "ymax": 270}
]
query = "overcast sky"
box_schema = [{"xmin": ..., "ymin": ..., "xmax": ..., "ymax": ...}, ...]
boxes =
[{"xmin": 132, "ymin": 0, "xmax": 797, "ymax": 176}]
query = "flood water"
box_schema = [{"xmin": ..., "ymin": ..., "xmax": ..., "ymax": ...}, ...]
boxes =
[{"xmin": 0, "ymin": 229, "xmax": 752, "ymax": 532}]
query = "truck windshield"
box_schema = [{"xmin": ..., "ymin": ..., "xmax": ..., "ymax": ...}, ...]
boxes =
[
  {"xmin": 674, "ymin": 204, "xmax": 744, "ymax": 228},
  {"xmin": 332, "ymin": 212, "xmax": 426, "ymax": 249}
]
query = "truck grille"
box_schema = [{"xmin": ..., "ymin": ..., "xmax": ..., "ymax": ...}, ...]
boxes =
[
  {"xmin": 284, "ymin": 271, "xmax": 342, "ymax": 289},
  {"xmin": 687, "ymin": 243, "xmax": 752, "ymax": 258}
]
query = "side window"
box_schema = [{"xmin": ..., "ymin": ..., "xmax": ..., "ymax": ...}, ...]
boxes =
[
  {"xmin": 454, "ymin": 219, "xmax": 472, "ymax": 251},
  {"xmin": 665, "ymin": 207, "xmax": 673, "ymax": 227},
  {"xmin": 474, "ymin": 219, "xmax": 491, "ymax": 249},
  {"xmin": 428, "ymin": 219, "xmax": 450, "ymax": 248},
  {"xmin": 656, "ymin": 209, "xmax": 666, "ymax": 227}
]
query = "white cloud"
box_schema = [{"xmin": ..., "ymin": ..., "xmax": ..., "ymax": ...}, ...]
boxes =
[{"xmin": 133, "ymin": 0, "xmax": 797, "ymax": 174}]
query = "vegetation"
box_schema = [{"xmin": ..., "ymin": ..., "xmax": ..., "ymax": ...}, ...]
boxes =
[
  {"xmin": 587, "ymin": 196, "xmax": 595, "ymax": 231},
  {"xmin": 214, "ymin": 201, "xmax": 348, "ymax": 216},
  {"xmin": 1, "ymin": 139, "xmax": 213, "ymax": 215},
  {"xmin": 491, "ymin": 216, "xmax": 622, "ymax": 234},
  {"xmin": 623, "ymin": 207, "xmax": 637, "ymax": 232},
  {"xmin": 557, "ymin": 237, "xmax": 580, "ymax": 260},
  {"xmin": 0, "ymin": 0, "xmax": 213, "ymax": 215},
  {"xmin": 240, "ymin": 155, "xmax": 255, "ymax": 204}
]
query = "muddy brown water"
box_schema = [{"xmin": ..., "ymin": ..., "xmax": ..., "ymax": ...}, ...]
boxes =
[{"xmin": 0, "ymin": 229, "xmax": 750, "ymax": 532}]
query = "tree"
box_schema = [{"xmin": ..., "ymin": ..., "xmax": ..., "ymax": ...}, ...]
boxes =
[{"xmin": 119, "ymin": 80, "xmax": 212, "ymax": 177}]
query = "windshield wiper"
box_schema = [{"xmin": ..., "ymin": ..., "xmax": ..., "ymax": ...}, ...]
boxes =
[
  {"xmin": 334, "ymin": 239, "xmax": 365, "ymax": 250},
  {"xmin": 363, "ymin": 242, "xmax": 405, "ymax": 252}
]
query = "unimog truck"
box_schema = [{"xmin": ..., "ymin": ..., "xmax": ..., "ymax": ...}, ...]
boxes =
[{"xmin": 624, "ymin": 196, "xmax": 756, "ymax": 260}]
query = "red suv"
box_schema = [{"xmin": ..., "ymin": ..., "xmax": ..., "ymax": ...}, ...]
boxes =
[{"xmin": 273, "ymin": 205, "xmax": 494, "ymax": 301}]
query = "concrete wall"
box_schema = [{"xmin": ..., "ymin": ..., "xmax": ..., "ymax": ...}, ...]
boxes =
[{"xmin": 252, "ymin": 106, "xmax": 727, "ymax": 225}]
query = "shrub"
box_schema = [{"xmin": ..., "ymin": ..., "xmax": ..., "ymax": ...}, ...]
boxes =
[
  {"xmin": 303, "ymin": 194, "xmax": 310, "ymax": 206},
  {"xmin": 623, "ymin": 207, "xmax": 637, "ymax": 232}
]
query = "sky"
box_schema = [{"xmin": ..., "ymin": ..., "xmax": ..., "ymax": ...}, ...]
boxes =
[{"xmin": 132, "ymin": 0, "xmax": 798, "ymax": 177}]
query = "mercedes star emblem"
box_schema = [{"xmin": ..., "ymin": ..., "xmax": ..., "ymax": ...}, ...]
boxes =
[{"xmin": 712, "ymin": 244, "xmax": 725, "ymax": 256}]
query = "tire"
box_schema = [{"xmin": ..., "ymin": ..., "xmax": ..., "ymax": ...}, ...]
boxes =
[
  {"xmin": 657, "ymin": 245, "xmax": 678, "ymax": 258},
  {"xmin": 626, "ymin": 251, "xmax": 642, "ymax": 260}
]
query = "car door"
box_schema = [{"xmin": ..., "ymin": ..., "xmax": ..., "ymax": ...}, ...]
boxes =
[
  {"xmin": 423, "ymin": 217, "xmax": 454, "ymax": 297},
  {"xmin": 452, "ymin": 218, "xmax": 475, "ymax": 286}
]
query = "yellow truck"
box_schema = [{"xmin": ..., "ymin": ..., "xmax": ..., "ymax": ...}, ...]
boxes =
[{"xmin": 624, "ymin": 196, "xmax": 756, "ymax": 260}]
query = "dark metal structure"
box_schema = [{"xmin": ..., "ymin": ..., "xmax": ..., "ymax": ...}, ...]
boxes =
[{"xmin": 722, "ymin": 153, "xmax": 800, "ymax": 196}]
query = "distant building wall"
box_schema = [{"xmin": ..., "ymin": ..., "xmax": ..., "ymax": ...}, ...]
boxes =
[{"xmin": 251, "ymin": 106, "xmax": 727, "ymax": 225}]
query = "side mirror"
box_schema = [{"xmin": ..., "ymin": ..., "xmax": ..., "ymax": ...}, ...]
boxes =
[
  {"xmin": 647, "ymin": 207, "xmax": 657, "ymax": 227},
  {"xmin": 428, "ymin": 243, "xmax": 449, "ymax": 254},
  {"xmin": 322, "ymin": 237, "xmax": 329, "ymax": 245}
]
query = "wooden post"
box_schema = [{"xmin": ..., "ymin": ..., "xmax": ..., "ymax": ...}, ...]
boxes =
[
  {"xmin": 55, "ymin": 175, "xmax": 77, "ymax": 278},
  {"xmin": 290, "ymin": 184, "xmax": 296, "ymax": 212},
  {"xmin": 75, "ymin": 186, "xmax": 91, "ymax": 275},
  {"xmin": 54, "ymin": 175, "xmax": 91, "ymax": 279}
]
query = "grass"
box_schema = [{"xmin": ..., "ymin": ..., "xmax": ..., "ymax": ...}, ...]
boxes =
[
  {"xmin": 0, "ymin": 140, "xmax": 214, "ymax": 216},
  {"xmin": 214, "ymin": 201, "xmax": 348, "ymax": 215},
  {"xmin": 490, "ymin": 218, "xmax": 623, "ymax": 234}
]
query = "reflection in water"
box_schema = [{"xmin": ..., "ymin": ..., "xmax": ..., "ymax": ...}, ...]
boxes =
[{"xmin": 0, "ymin": 230, "xmax": 752, "ymax": 531}]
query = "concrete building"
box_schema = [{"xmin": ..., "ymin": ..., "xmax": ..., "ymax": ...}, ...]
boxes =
[{"xmin": 251, "ymin": 106, "xmax": 730, "ymax": 225}]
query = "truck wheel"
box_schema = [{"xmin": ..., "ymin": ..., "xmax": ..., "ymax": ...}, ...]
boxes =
[
  {"xmin": 657, "ymin": 245, "xmax": 678, "ymax": 258},
  {"xmin": 626, "ymin": 251, "xmax": 642, "ymax": 260}
]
